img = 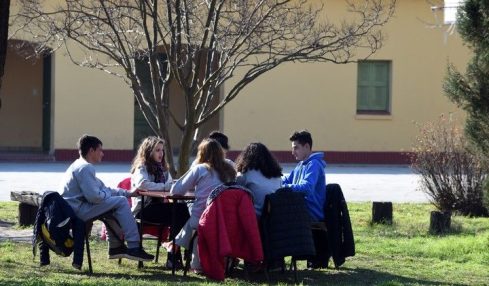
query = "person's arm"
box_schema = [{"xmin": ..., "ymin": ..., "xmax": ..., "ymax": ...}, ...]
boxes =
[
  {"xmin": 131, "ymin": 166, "xmax": 170, "ymax": 191},
  {"xmin": 281, "ymin": 168, "xmax": 295, "ymax": 185},
  {"xmin": 76, "ymin": 165, "xmax": 112, "ymax": 203},
  {"xmin": 283, "ymin": 163, "xmax": 321, "ymax": 196},
  {"xmin": 170, "ymin": 165, "xmax": 201, "ymax": 195}
]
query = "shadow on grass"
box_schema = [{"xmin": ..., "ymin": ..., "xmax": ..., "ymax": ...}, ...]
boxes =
[
  {"xmin": 0, "ymin": 260, "xmax": 472, "ymax": 286},
  {"xmin": 224, "ymin": 266, "xmax": 469, "ymax": 286}
]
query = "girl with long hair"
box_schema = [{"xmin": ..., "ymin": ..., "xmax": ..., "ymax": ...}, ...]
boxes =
[
  {"xmin": 235, "ymin": 142, "xmax": 282, "ymax": 216},
  {"xmin": 130, "ymin": 136, "xmax": 189, "ymax": 269},
  {"xmin": 171, "ymin": 138, "xmax": 236, "ymax": 272}
]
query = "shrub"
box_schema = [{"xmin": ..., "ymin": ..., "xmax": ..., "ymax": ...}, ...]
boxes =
[{"xmin": 411, "ymin": 114, "xmax": 488, "ymax": 217}]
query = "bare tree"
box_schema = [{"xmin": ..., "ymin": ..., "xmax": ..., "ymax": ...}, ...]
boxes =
[
  {"xmin": 0, "ymin": 0, "xmax": 11, "ymax": 109},
  {"xmin": 11, "ymin": 0, "xmax": 396, "ymax": 176}
]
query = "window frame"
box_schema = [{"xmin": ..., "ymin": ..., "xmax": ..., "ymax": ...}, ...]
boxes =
[{"xmin": 356, "ymin": 60, "xmax": 392, "ymax": 115}]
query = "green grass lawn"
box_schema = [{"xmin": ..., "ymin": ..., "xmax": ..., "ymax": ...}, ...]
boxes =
[{"xmin": 1, "ymin": 201, "xmax": 488, "ymax": 286}]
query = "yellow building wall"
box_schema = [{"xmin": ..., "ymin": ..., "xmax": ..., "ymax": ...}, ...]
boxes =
[
  {"xmin": 52, "ymin": 45, "xmax": 134, "ymax": 150},
  {"xmin": 223, "ymin": 0, "xmax": 470, "ymax": 153}
]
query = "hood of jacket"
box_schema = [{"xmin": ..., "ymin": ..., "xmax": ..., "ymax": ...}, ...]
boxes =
[{"xmin": 301, "ymin": 152, "xmax": 326, "ymax": 168}]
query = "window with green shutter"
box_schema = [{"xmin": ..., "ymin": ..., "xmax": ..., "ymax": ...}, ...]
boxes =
[{"xmin": 357, "ymin": 60, "xmax": 391, "ymax": 114}]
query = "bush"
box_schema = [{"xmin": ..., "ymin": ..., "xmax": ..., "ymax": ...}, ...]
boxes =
[{"xmin": 411, "ymin": 115, "xmax": 488, "ymax": 217}]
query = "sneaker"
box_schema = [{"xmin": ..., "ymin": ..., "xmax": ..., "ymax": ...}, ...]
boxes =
[
  {"xmin": 125, "ymin": 247, "xmax": 155, "ymax": 262},
  {"xmin": 108, "ymin": 245, "xmax": 128, "ymax": 259},
  {"xmin": 72, "ymin": 263, "xmax": 82, "ymax": 270}
]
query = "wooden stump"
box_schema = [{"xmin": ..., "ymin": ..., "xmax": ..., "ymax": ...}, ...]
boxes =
[
  {"xmin": 372, "ymin": 202, "xmax": 393, "ymax": 224},
  {"xmin": 429, "ymin": 211, "xmax": 451, "ymax": 234},
  {"xmin": 18, "ymin": 203, "xmax": 39, "ymax": 226}
]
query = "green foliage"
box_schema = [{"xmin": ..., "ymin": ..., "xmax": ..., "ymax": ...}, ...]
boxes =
[{"xmin": 444, "ymin": 0, "xmax": 489, "ymax": 153}]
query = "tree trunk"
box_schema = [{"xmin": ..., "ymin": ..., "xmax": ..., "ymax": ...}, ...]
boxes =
[
  {"xmin": 371, "ymin": 201, "xmax": 393, "ymax": 224},
  {"xmin": 429, "ymin": 210, "xmax": 451, "ymax": 234},
  {"xmin": 177, "ymin": 125, "xmax": 196, "ymax": 177},
  {"xmin": 0, "ymin": 0, "xmax": 10, "ymax": 103}
]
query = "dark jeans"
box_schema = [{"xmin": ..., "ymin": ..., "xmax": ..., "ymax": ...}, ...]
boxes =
[{"xmin": 135, "ymin": 202, "xmax": 190, "ymax": 240}]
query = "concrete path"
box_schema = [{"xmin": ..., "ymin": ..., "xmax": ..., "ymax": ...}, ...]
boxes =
[{"xmin": 0, "ymin": 162, "xmax": 427, "ymax": 202}]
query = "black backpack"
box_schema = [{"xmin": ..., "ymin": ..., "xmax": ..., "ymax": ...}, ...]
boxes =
[{"xmin": 33, "ymin": 192, "xmax": 76, "ymax": 259}]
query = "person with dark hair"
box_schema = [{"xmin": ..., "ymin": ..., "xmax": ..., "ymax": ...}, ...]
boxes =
[
  {"xmin": 235, "ymin": 142, "xmax": 282, "ymax": 216},
  {"xmin": 282, "ymin": 130, "xmax": 326, "ymax": 221},
  {"xmin": 60, "ymin": 134, "xmax": 154, "ymax": 262},
  {"xmin": 130, "ymin": 136, "xmax": 189, "ymax": 269},
  {"xmin": 170, "ymin": 138, "xmax": 236, "ymax": 272},
  {"xmin": 208, "ymin": 131, "xmax": 229, "ymax": 150},
  {"xmin": 208, "ymin": 130, "xmax": 235, "ymax": 168}
]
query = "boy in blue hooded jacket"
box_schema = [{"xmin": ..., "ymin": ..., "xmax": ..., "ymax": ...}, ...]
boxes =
[{"xmin": 282, "ymin": 130, "xmax": 326, "ymax": 221}]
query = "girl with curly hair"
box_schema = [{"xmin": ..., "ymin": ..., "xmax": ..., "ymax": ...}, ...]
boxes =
[
  {"xmin": 130, "ymin": 136, "xmax": 189, "ymax": 268},
  {"xmin": 235, "ymin": 142, "xmax": 282, "ymax": 216}
]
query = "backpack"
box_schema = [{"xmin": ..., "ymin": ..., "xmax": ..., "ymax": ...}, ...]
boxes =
[
  {"xmin": 40, "ymin": 216, "xmax": 74, "ymax": 257},
  {"xmin": 33, "ymin": 192, "xmax": 79, "ymax": 262}
]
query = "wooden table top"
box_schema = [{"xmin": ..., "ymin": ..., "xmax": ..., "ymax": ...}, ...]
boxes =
[{"xmin": 137, "ymin": 191, "xmax": 195, "ymax": 200}]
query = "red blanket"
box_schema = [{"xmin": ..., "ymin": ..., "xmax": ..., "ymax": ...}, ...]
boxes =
[{"xmin": 198, "ymin": 189, "xmax": 263, "ymax": 280}]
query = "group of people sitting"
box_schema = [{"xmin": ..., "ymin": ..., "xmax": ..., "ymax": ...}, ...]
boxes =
[{"xmin": 59, "ymin": 129, "xmax": 327, "ymax": 273}]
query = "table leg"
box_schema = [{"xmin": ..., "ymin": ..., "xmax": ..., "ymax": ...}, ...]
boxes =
[
  {"xmin": 171, "ymin": 200, "xmax": 176, "ymax": 275},
  {"xmin": 138, "ymin": 195, "xmax": 144, "ymax": 269}
]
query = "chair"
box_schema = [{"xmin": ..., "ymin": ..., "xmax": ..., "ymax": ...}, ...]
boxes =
[
  {"xmin": 197, "ymin": 186, "xmax": 263, "ymax": 281},
  {"xmin": 85, "ymin": 211, "xmax": 126, "ymax": 274},
  {"xmin": 260, "ymin": 188, "xmax": 316, "ymax": 282},
  {"xmin": 100, "ymin": 177, "xmax": 170, "ymax": 265}
]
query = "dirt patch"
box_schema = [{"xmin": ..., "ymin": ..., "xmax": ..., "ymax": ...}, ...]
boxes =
[
  {"xmin": 0, "ymin": 222, "xmax": 32, "ymax": 242},
  {"xmin": 0, "ymin": 220, "xmax": 103, "ymax": 243}
]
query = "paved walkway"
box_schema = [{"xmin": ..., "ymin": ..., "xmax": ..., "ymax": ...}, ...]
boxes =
[
  {"xmin": 0, "ymin": 162, "xmax": 427, "ymax": 202},
  {"xmin": 0, "ymin": 162, "xmax": 427, "ymax": 242}
]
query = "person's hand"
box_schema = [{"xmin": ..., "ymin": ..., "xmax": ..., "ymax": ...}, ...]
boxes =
[{"xmin": 126, "ymin": 189, "xmax": 140, "ymax": 197}]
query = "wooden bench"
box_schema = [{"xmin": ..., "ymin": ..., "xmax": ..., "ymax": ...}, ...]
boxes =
[{"xmin": 10, "ymin": 191, "xmax": 43, "ymax": 226}]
